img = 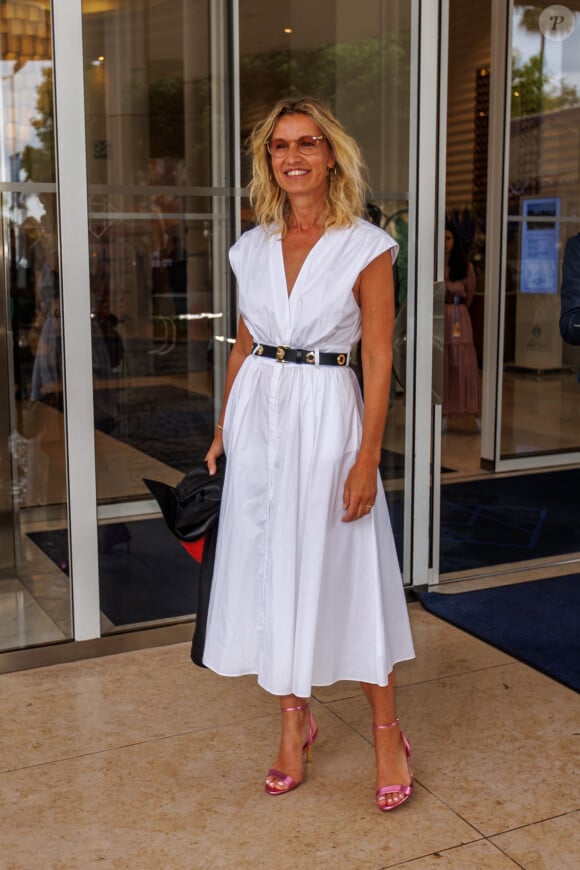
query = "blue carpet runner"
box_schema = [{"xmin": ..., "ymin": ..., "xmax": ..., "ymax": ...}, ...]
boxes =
[{"xmin": 419, "ymin": 574, "xmax": 580, "ymax": 692}]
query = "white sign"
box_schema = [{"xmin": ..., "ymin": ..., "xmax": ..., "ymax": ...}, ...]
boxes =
[{"xmin": 520, "ymin": 197, "xmax": 560, "ymax": 295}]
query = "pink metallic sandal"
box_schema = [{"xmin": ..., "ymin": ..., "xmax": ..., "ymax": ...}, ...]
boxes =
[
  {"xmin": 265, "ymin": 703, "xmax": 318, "ymax": 795},
  {"xmin": 373, "ymin": 718, "xmax": 413, "ymax": 811}
]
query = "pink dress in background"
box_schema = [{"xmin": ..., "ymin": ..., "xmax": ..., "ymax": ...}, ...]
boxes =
[{"xmin": 443, "ymin": 261, "xmax": 481, "ymax": 417}]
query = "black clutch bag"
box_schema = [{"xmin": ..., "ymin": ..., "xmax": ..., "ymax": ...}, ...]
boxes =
[
  {"xmin": 143, "ymin": 455, "xmax": 226, "ymax": 542},
  {"xmin": 144, "ymin": 456, "xmax": 226, "ymax": 669}
]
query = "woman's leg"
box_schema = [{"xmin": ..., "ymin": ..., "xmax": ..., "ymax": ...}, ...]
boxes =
[
  {"xmin": 264, "ymin": 694, "xmax": 317, "ymax": 792},
  {"xmin": 361, "ymin": 673, "xmax": 412, "ymax": 809}
]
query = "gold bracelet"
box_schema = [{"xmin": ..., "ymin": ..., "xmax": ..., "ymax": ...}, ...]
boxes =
[{"xmin": 216, "ymin": 422, "xmax": 224, "ymax": 431}]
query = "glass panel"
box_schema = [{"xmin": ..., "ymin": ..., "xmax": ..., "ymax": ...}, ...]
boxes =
[
  {"xmin": 238, "ymin": 0, "xmax": 412, "ymax": 573},
  {"xmin": 0, "ymin": 1, "xmax": 71, "ymax": 650},
  {"xmin": 442, "ymin": 0, "xmax": 490, "ymax": 472},
  {"xmin": 502, "ymin": 1, "xmax": 580, "ymax": 459},
  {"xmin": 440, "ymin": 0, "xmax": 493, "ymax": 577},
  {"xmin": 82, "ymin": 0, "xmax": 231, "ymax": 630}
]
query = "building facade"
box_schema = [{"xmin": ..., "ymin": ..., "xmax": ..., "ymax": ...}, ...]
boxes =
[{"xmin": 1, "ymin": 0, "xmax": 579, "ymax": 668}]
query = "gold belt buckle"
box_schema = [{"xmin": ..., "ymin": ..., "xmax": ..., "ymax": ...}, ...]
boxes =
[
  {"xmin": 255, "ymin": 344, "xmax": 264, "ymax": 356},
  {"xmin": 276, "ymin": 345, "xmax": 288, "ymax": 362},
  {"xmin": 305, "ymin": 351, "xmax": 315, "ymax": 364},
  {"xmin": 336, "ymin": 353, "xmax": 347, "ymax": 366}
]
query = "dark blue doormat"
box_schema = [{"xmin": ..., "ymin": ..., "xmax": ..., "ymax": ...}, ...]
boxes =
[
  {"xmin": 94, "ymin": 385, "xmax": 214, "ymax": 473},
  {"xmin": 440, "ymin": 469, "xmax": 580, "ymax": 572},
  {"xmin": 28, "ymin": 518, "xmax": 199, "ymax": 626},
  {"xmin": 419, "ymin": 575, "xmax": 580, "ymax": 692}
]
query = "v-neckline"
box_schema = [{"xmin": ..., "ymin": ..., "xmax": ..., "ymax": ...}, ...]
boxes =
[{"xmin": 280, "ymin": 233, "xmax": 325, "ymax": 300}]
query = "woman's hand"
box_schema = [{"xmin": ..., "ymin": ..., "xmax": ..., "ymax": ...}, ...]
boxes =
[
  {"xmin": 205, "ymin": 430, "xmax": 224, "ymax": 476},
  {"xmin": 342, "ymin": 454, "xmax": 378, "ymax": 522}
]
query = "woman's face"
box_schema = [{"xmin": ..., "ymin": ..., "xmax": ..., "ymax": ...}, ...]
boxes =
[
  {"xmin": 268, "ymin": 113, "xmax": 335, "ymax": 202},
  {"xmin": 444, "ymin": 230, "xmax": 454, "ymax": 254}
]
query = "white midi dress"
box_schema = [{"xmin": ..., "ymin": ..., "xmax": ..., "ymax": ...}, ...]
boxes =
[{"xmin": 203, "ymin": 218, "xmax": 415, "ymax": 697}]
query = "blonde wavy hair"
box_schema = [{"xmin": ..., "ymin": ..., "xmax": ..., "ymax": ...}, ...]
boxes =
[{"xmin": 247, "ymin": 97, "xmax": 369, "ymax": 234}]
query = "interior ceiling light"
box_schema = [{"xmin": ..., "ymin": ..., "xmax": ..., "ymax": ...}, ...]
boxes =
[
  {"xmin": 33, "ymin": 0, "xmax": 166, "ymax": 10},
  {"xmin": 83, "ymin": 1, "xmax": 165, "ymax": 12},
  {"xmin": 283, "ymin": 27, "xmax": 293, "ymax": 34},
  {"xmin": 82, "ymin": 1, "xmax": 122, "ymax": 11}
]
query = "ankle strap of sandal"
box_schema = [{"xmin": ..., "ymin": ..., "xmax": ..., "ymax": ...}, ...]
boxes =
[
  {"xmin": 281, "ymin": 703, "xmax": 309, "ymax": 713},
  {"xmin": 373, "ymin": 718, "xmax": 399, "ymax": 730}
]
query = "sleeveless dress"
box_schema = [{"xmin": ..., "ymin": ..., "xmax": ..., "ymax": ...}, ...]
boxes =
[{"xmin": 203, "ymin": 218, "xmax": 415, "ymax": 697}]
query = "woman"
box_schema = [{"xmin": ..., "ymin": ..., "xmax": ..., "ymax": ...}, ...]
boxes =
[
  {"xmin": 204, "ymin": 98, "xmax": 415, "ymax": 812},
  {"xmin": 442, "ymin": 225, "xmax": 481, "ymax": 426}
]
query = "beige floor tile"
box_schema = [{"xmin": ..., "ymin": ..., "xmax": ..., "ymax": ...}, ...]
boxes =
[
  {"xmin": 329, "ymin": 663, "xmax": 580, "ymax": 837},
  {"xmin": 491, "ymin": 812, "xmax": 580, "ymax": 870},
  {"xmin": 0, "ymin": 643, "xmax": 275, "ymax": 772},
  {"xmin": 314, "ymin": 602, "xmax": 512, "ymax": 703},
  {"xmin": 312, "ymin": 680, "xmax": 364, "ymax": 703},
  {"xmin": 0, "ymin": 707, "xmax": 479, "ymax": 870},
  {"xmin": 392, "ymin": 839, "xmax": 522, "ymax": 869},
  {"xmin": 396, "ymin": 602, "xmax": 513, "ymax": 686}
]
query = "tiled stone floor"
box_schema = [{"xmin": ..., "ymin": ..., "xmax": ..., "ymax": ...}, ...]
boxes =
[{"xmin": 1, "ymin": 600, "xmax": 578, "ymax": 869}]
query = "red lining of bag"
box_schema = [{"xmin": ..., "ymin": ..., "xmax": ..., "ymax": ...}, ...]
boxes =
[{"xmin": 181, "ymin": 537, "xmax": 205, "ymax": 563}]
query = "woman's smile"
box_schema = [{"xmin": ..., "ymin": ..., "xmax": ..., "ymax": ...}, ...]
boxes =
[{"xmin": 270, "ymin": 114, "xmax": 334, "ymax": 196}]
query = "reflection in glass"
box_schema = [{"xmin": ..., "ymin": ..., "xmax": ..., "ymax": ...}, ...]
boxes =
[
  {"xmin": 82, "ymin": 0, "xmax": 217, "ymax": 509},
  {"xmin": 502, "ymin": 1, "xmax": 580, "ymax": 458},
  {"xmin": 0, "ymin": 0, "xmax": 71, "ymax": 650},
  {"xmin": 81, "ymin": 0, "xmax": 223, "ymax": 629}
]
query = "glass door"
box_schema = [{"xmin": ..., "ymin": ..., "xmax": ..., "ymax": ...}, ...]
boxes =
[
  {"xmin": 501, "ymin": 0, "xmax": 580, "ymax": 462},
  {"xmin": 78, "ymin": 0, "xmax": 236, "ymax": 632},
  {"xmin": 483, "ymin": 0, "xmax": 580, "ymax": 472},
  {"xmin": 0, "ymin": 0, "xmax": 72, "ymax": 650},
  {"xmin": 439, "ymin": 0, "xmax": 580, "ymax": 578}
]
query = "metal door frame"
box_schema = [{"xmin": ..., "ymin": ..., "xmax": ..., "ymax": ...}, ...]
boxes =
[
  {"xmin": 405, "ymin": 0, "xmax": 448, "ymax": 587},
  {"xmin": 0, "ymin": 201, "xmax": 19, "ymax": 573}
]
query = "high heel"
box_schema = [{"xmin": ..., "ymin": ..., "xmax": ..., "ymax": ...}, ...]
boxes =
[
  {"xmin": 373, "ymin": 718, "xmax": 413, "ymax": 811},
  {"xmin": 265, "ymin": 703, "xmax": 318, "ymax": 795}
]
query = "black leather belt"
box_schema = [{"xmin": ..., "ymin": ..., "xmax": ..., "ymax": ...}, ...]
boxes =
[{"xmin": 252, "ymin": 343, "xmax": 349, "ymax": 367}]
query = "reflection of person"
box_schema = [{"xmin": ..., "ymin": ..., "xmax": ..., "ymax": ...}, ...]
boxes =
[
  {"xmin": 30, "ymin": 250, "xmax": 118, "ymax": 431},
  {"xmin": 559, "ymin": 233, "xmax": 580, "ymax": 344},
  {"xmin": 30, "ymin": 255, "xmax": 63, "ymax": 408},
  {"xmin": 442, "ymin": 224, "xmax": 481, "ymax": 427},
  {"xmin": 11, "ymin": 217, "xmax": 45, "ymax": 401},
  {"xmin": 203, "ymin": 98, "xmax": 415, "ymax": 811}
]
